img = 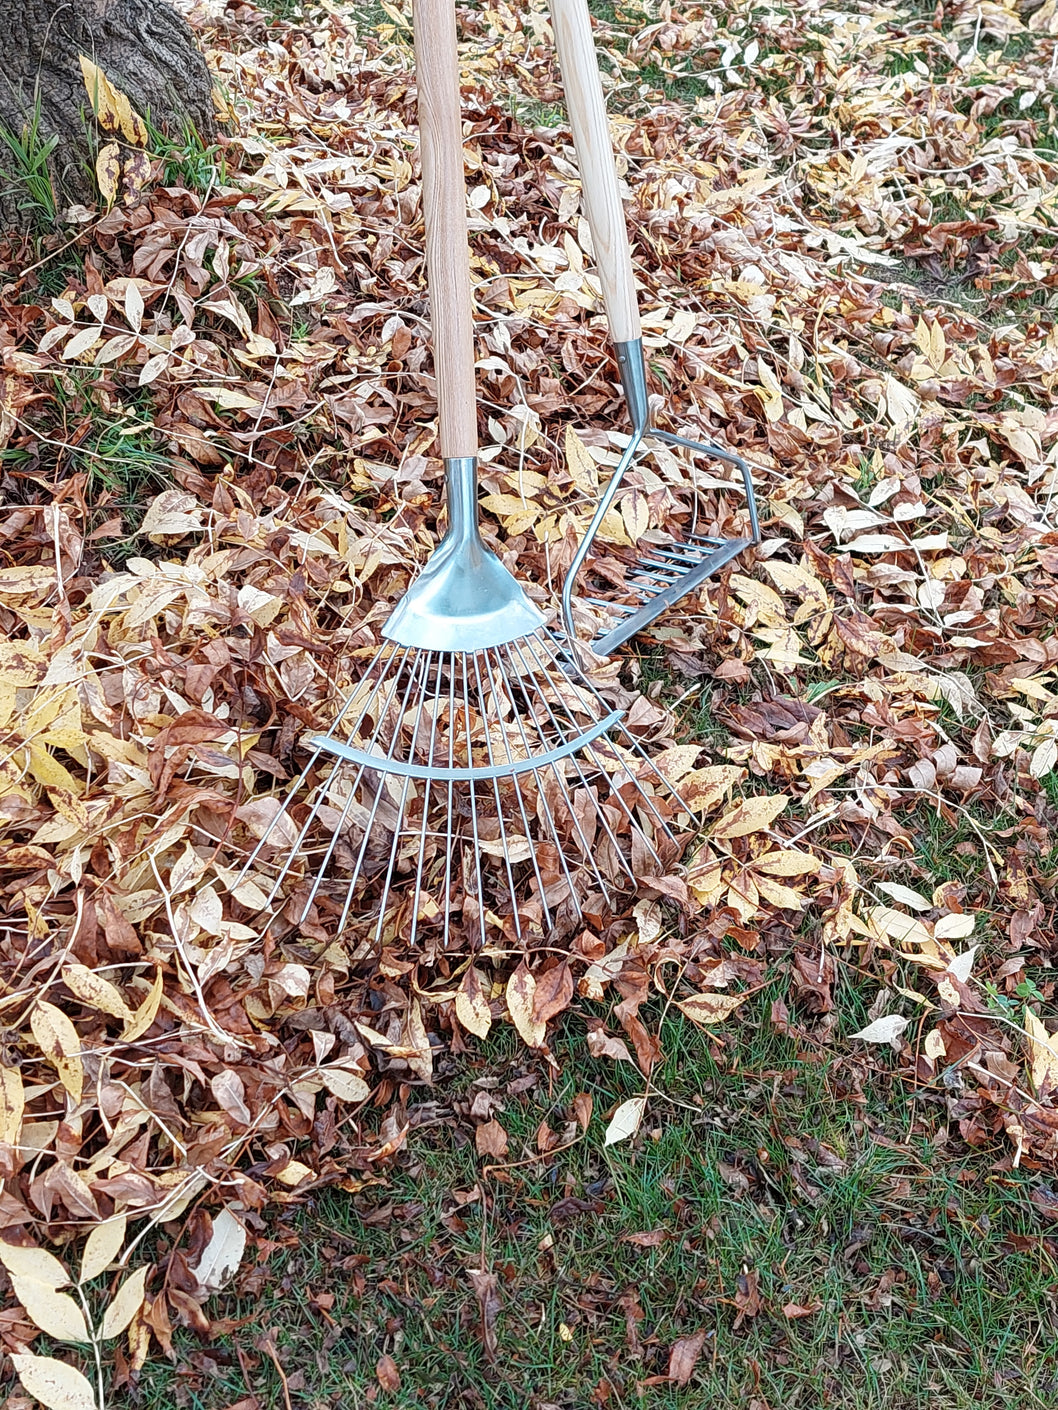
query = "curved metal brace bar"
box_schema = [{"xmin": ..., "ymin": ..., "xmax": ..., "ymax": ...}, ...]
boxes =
[{"xmin": 310, "ymin": 707, "xmax": 624, "ymax": 783}]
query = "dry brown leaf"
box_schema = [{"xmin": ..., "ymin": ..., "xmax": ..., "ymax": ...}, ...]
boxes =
[
  {"xmin": 475, "ymin": 1119, "xmax": 509, "ymax": 1160},
  {"xmin": 667, "ymin": 1329, "xmax": 707, "ymax": 1385}
]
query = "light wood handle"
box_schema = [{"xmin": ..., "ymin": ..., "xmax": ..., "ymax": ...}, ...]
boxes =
[
  {"xmin": 549, "ymin": 0, "xmax": 641, "ymax": 344},
  {"xmin": 413, "ymin": 0, "xmax": 478, "ymax": 458}
]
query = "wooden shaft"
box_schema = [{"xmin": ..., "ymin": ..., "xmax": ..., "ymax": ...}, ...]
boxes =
[
  {"xmin": 549, "ymin": 0, "xmax": 641, "ymax": 344},
  {"xmin": 413, "ymin": 0, "xmax": 478, "ymax": 458}
]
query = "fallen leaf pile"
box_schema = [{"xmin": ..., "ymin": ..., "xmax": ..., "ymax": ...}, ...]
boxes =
[{"xmin": 0, "ymin": 0, "xmax": 1057, "ymax": 1388}]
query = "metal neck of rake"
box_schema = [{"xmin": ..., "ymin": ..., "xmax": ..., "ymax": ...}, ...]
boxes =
[
  {"xmin": 614, "ymin": 338, "xmax": 651, "ymax": 434},
  {"xmin": 381, "ymin": 456, "xmax": 548, "ymax": 652},
  {"xmin": 444, "ymin": 454, "xmax": 483, "ymax": 546}
]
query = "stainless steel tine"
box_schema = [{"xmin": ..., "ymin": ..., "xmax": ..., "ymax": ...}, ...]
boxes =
[
  {"xmin": 461, "ymin": 652, "xmax": 488, "ymax": 951},
  {"xmin": 407, "ymin": 654, "xmax": 446, "ymax": 950},
  {"xmin": 483, "ymin": 650, "xmax": 571, "ymax": 927},
  {"xmin": 479, "ymin": 644, "xmax": 555, "ymax": 925},
  {"xmin": 504, "ymin": 637, "xmax": 624, "ymax": 891},
  {"xmin": 518, "ymin": 662, "xmax": 645, "ymax": 885},
  {"xmin": 335, "ymin": 650, "xmax": 434, "ymax": 937},
  {"xmin": 547, "ymin": 635, "xmax": 677, "ymax": 848},
  {"xmin": 373, "ymin": 649, "xmax": 437, "ymax": 949},
  {"xmin": 267, "ymin": 646, "xmax": 413, "ymax": 909},
  {"xmin": 236, "ymin": 639, "xmax": 394, "ymax": 884},
  {"xmin": 441, "ymin": 659, "xmax": 457, "ymax": 944},
  {"xmin": 471, "ymin": 649, "xmax": 522, "ymax": 940}
]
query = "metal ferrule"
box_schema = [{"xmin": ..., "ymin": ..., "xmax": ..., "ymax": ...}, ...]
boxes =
[
  {"xmin": 614, "ymin": 338, "xmax": 650, "ymax": 433},
  {"xmin": 383, "ymin": 457, "xmax": 546, "ymax": 652}
]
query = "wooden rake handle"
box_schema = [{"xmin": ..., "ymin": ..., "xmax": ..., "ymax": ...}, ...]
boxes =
[
  {"xmin": 414, "ymin": 0, "xmax": 478, "ymax": 459},
  {"xmin": 549, "ymin": 0, "xmax": 641, "ymax": 345}
]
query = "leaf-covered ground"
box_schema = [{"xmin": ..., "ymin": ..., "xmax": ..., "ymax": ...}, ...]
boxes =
[{"xmin": 1, "ymin": 0, "xmax": 1058, "ymax": 1402}]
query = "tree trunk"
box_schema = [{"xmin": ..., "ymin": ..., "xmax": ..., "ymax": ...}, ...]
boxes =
[{"xmin": 0, "ymin": 0, "xmax": 216, "ymax": 230}]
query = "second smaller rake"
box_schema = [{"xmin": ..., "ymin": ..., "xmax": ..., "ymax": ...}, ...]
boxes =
[{"xmin": 550, "ymin": 0, "xmax": 761, "ymax": 657}]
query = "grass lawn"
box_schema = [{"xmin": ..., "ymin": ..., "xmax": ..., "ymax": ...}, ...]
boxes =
[{"xmin": 130, "ymin": 1004, "xmax": 1058, "ymax": 1409}]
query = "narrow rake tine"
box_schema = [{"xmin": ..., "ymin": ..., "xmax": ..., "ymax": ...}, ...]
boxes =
[
  {"xmin": 519, "ymin": 637, "xmax": 655, "ymax": 879},
  {"xmin": 583, "ymin": 740, "xmax": 667, "ymax": 868},
  {"xmin": 486, "ymin": 647, "xmax": 570, "ymax": 919},
  {"xmin": 235, "ymin": 640, "xmax": 399, "ymax": 887},
  {"xmin": 373, "ymin": 651, "xmax": 435, "ymax": 950},
  {"xmin": 604, "ymin": 724, "xmax": 681, "ymax": 846},
  {"xmin": 470, "ymin": 649, "xmax": 521, "ymax": 939},
  {"xmin": 267, "ymin": 647, "xmax": 412, "ymax": 909},
  {"xmin": 506, "ymin": 743, "xmax": 578, "ymax": 925},
  {"xmin": 548, "ymin": 640, "xmax": 679, "ymax": 845},
  {"xmin": 336, "ymin": 651, "xmax": 434, "ymax": 938},
  {"xmin": 479, "ymin": 647, "xmax": 553, "ymax": 933},
  {"xmin": 503, "ymin": 638, "xmax": 615, "ymax": 895},
  {"xmin": 461, "ymin": 654, "xmax": 488, "ymax": 952},
  {"xmin": 296, "ymin": 782, "xmax": 359, "ymax": 922},
  {"xmin": 442, "ymin": 661, "xmax": 456, "ymax": 949},
  {"xmin": 238, "ymin": 743, "xmax": 324, "ymax": 889},
  {"xmin": 408, "ymin": 655, "xmax": 446, "ymax": 951}
]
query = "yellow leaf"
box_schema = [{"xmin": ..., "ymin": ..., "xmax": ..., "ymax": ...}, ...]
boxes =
[
  {"xmin": 712, "ymin": 794, "xmax": 790, "ymax": 840},
  {"xmin": 95, "ymin": 143, "xmax": 121, "ymax": 204},
  {"xmin": 455, "ymin": 966, "xmax": 492, "ymax": 1040},
  {"xmin": 620, "ymin": 489, "xmax": 650, "ymax": 544},
  {"xmin": 753, "ymin": 875, "xmax": 807, "ymax": 910},
  {"xmin": 506, "ymin": 966, "xmax": 545, "ymax": 1048},
  {"xmin": 479, "ymin": 492, "xmax": 538, "ymax": 518},
  {"xmin": 0, "ymin": 1065, "xmax": 24, "ymax": 1145},
  {"xmin": 30, "ymin": 1001, "xmax": 84, "ymax": 1103},
  {"xmin": 753, "ymin": 357, "xmax": 785, "ymax": 422},
  {"xmin": 1025, "ymin": 1007, "xmax": 1058, "ymax": 1095},
  {"xmin": 10, "ymin": 1276, "xmax": 89, "ymax": 1344},
  {"xmin": 128, "ymin": 1308, "xmax": 151, "ymax": 1374},
  {"xmin": 676, "ymin": 991, "xmax": 748, "ymax": 1025},
  {"xmin": 79, "ymin": 56, "xmax": 148, "ymax": 144},
  {"xmin": 122, "ymin": 149, "xmax": 152, "ymax": 202},
  {"xmin": 100, "ymin": 1266, "xmax": 149, "ymax": 1340},
  {"xmin": 275, "ymin": 1159, "xmax": 314, "ymax": 1187},
  {"xmin": 122, "ymin": 969, "xmax": 163, "ymax": 1042},
  {"xmin": 0, "ymin": 1242, "xmax": 70, "ymax": 1289},
  {"xmin": 679, "ymin": 764, "xmax": 744, "ymax": 812},
  {"xmin": 10, "ymin": 1352, "xmax": 97, "ymax": 1410},
  {"xmin": 80, "ymin": 1216, "xmax": 127, "ymax": 1284},
  {"xmin": 404, "ymin": 999, "xmax": 433, "ymax": 1082},
  {"xmin": 730, "ymin": 573, "xmax": 788, "ymax": 627},
  {"xmin": 27, "ymin": 746, "xmax": 83, "ymax": 796},
  {"xmin": 564, "ymin": 425, "xmax": 598, "ymax": 494},
  {"xmin": 650, "ymin": 746, "xmax": 704, "ymax": 784},
  {"xmin": 868, "ymin": 905, "xmax": 933, "ymax": 948},
  {"xmin": 319, "ymin": 1066, "xmax": 370, "ymax": 1102},
  {"xmin": 924, "ymin": 1029, "xmax": 946, "ymax": 1062},
  {"xmin": 753, "ymin": 849, "xmax": 821, "ymax": 877},
  {"xmin": 62, "ymin": 964, "xmax": 131, "ymax": 1022}
]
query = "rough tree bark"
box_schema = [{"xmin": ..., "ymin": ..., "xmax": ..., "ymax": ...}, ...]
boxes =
[{"xmin": 0, "ymin": 0, "xmax": 216, "ymax": 230}]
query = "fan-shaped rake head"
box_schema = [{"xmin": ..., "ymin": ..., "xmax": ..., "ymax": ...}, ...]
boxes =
[{"xmin": 235, "ymin": 631, "xmax": 682, "ymax": 950}]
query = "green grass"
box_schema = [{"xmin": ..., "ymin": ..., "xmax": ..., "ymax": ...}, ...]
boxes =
[
  {"xmin": 0, "ymin": 99, "xmax": 59, "ymax": 230},
  {"xmin": 124, "ymin": 1008, "xmax": 1058, "ymax": 1408},
  {"xmin": 145, "ymin": 119, "xmax": 227, "ymax": 194},
  {"xmin": 3, "ymin": 371, "xmax": 175, "ymax": 568}
]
